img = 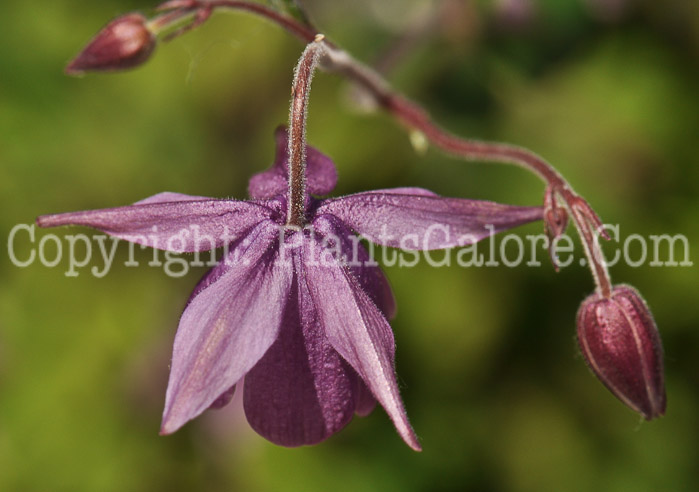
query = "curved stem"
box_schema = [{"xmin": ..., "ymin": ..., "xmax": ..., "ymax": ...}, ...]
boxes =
[
  {"xmin": 286, "ymin": 36, "xmax": 325, "ymax": 227},
  {"xmin": 562, "ymin": 191, "xmax": 613, "ymax": 297},
  {"xmin": 152, "ymin": 0, "xmax": 615, "ymax": 296},
  {"xmin": 153, "ymin": 0, "xmax": 318, "ymax": 42},
  {"xmin": 382, "ymin": 93, "xmax": 613, "ymax": 297}
]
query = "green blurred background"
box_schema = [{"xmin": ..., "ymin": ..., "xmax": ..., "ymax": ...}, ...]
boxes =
[{"xmin": 1, "ymin": 0, "xmax": 698, "ymax": 490}]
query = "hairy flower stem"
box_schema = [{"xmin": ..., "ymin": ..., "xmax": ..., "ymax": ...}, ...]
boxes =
[
  {"xmin": 150, "ymin": 1, "xmax": 318, "ymax": 42},
  {"xmin": 151, "ymin": 0, "xmax": 613, "ymax": 297},
  {"xmin": 286, "ymin": 37, "xmax": 325, "ymax": 227}
]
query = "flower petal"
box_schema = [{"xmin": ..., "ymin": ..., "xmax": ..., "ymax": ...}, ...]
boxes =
[
  {"xmin": 313, "ymin": 215, "xmax": 396, "ymax": 319},
  {"xmin": 243, "ymin": 249, "xmax": 357, "ymax": 446},
  {"xmin": 354, "ymin": 379, "xmax": 378, "ymax": 417},
  {"xmin": 208, "ymin": 385, "xmax": 236, "ymax": 410},
  {"xmin": 183, "ymin": 222, "xmax": 276, "ymax": 307},
  {"xmin": 248, "ymin": 127, "xmax": 338, "ymax": 199},
  {"xmin": 302, "ymin": 238, "xmax": 420, "ymax": 451},
  {"xmin": 316, "ymin": 189, "xmax": 543, "ymax": 250},
  {"xmin": 160, "ymin": 222, "xmax": 293, "ymax": 434},
  {"xmin": 37, "ymin": 193, "xmax": 274, "ymax": 252}
]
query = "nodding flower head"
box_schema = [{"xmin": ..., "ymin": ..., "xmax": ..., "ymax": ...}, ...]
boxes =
[
  {"xmin": 577, "ymin": 285, "xmax": 666, "ymax": 420},
  {"xmin": 65, "ymin": 13, "xmax": 156, "ymax": 75},
  {"xmin": 37, "ymin": 128, "xmax": 544, "ymax": 450}
]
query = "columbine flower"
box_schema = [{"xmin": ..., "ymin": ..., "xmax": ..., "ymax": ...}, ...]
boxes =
[
  {"xmin": 37, "ymin": 128, "xmax": 542, "ymax": 449},
  {"xmin": 577, "ymin": 284, "xmax": 666, "ymax": 419}
]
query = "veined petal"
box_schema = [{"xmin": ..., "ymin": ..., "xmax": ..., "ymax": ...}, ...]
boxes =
[
  {"xmin": 37, "ymin": 192, "xmax": 274, "ymax": 252},
  {"xmin": 302, "ymin": 238, "xmax": 420, "ymax": 451},
  {"xmin": 312, "ymin": 215, "xmax": 396, "ymax": 319},
  {"xmin": 160, "ymin": 222, "xmax": 292, "ymax": 434},
  {"xmin": 243, "ymin": 248, "xmax": 357, "ymax": 447},
  {"xmin": 248, "ymin": 127, "xmax": 338, "ymax": 199},
  {"xmin": 184, "ymin": 222, "xmax": 277, "ymax": 307},
  {"xmin": 316, "ymin": 189, "xmax": 543, "ymax": 250}
]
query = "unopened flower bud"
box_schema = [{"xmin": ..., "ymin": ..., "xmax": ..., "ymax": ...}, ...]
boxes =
[
  {"xmin": 577, "ymin": 285, "xmax": 666, "ymax": 419},
  {"xmin": 65, "ymin": 13, "xmax": 156, "ymax": 75}
]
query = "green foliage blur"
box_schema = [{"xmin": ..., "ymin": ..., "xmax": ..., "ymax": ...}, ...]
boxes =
[{"xmin": 1, "ymin": 0, "xmax": 698, "ymax": 490}]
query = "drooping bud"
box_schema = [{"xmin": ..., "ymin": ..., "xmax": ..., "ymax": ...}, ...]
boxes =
[
  {"xmin": 65, "ymin": 13, "xmax": 156, "ymax": 75},
  {"xmin": 576, "ymin": 284, "xmax": 666, "ymax": 419}
]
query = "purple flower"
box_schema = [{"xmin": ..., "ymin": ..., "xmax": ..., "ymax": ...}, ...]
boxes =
[{"xmin": 37, "ymin": 128, "xmax": 542, "ymax": 449}]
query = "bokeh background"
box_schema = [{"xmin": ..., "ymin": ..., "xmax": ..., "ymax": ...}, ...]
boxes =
[{"xmin": 1, "ymin": 0, "xmax": 698, "ymax": 490}]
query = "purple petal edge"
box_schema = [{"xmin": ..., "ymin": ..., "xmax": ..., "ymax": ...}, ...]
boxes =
[
  {"xmin": 37, "ymin": 192, "xmax": 274, "ymax": 252},
  {"xmin": 312, "ymin": 214, "xmax": 397, "ymax": 320},
  {"xmin": 302, "ymin": 237, "xmax": 421, "ymax": 451},
  {"xmin": 160, "ymin": 223, "xmax": 292, "ymax": 434},
  {"xmin": 317, "ymin": 190, "xmax": 543, "ymax": 250}
]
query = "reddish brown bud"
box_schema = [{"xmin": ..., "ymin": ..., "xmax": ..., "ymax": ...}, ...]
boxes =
[
  {"xmin": 577, "ymin": 285, "xmax": 666, "ymax": 419},
  {"xmin": 65, "ymin": 13, "xmax": 156, "ymax": 75}
]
